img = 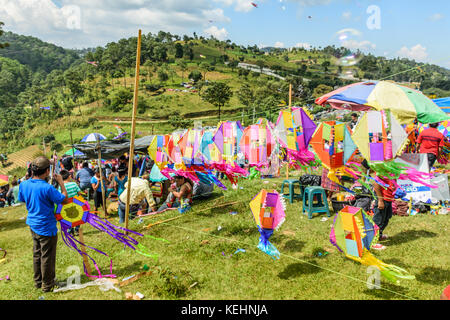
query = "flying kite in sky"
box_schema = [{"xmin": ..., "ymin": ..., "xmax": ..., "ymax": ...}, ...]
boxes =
[
  {"xmin": 330, "ymin": 206, "xmax": 415, "ymax": 283},
  {"xmin": 249, "ymin": 190, "xmax": 286, "ymax": 260},
  {"xmin": 55, "ymin": 196, "xmax": 157, "ymax": 278},
  {"xmin": 86, "ymin": 61, "xmax": 98, "ymax": 67},
  {"xmin": 251, "ymin": 2, "xmax": 258, "ymax": 8}
]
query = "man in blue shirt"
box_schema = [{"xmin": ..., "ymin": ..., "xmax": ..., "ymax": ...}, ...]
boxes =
[
  {"xmin": 76, "ymin": 162, "xmax": 94, "ymax": 200},
  {"xmin": 18, "ymin": 156, "xmax": 70, "ymax": 292}
]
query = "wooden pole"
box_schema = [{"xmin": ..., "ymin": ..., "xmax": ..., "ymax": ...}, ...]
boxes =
[
  {"xmin": 77, "ymin": 225, "xmax": 92, "ymax": 275},
  {"xmin": 96, "ymin": 135, "xmax": 108, "ymax": 217},
  {"xmin": 125, "ymin": 29, "xmax": 142, "ymax": 233},
  {"xmin": 286, "ymin": 83, "xmax": 292, "ymax": 180}
]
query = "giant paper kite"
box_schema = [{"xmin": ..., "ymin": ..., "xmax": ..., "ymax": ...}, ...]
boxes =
[
  {"xmin": 148, "ymin": 135, "xmax": 171, "ymax": 170},
  {"xmin": 249, "ymin": 190, "xmax": 286, "ymax": 260},
  {"xmin": 239, "ymin": 122, "xmax": 276, "ymax": 166},
  {"xmin": 213, "ymin": 121, "xmax": 244, "ymax": 164},
  {"xmin": 330, "ymin": 206, "xmax": 415, "ymax": 283},
  {"xmin": 275, "ymin": 107, "xmax": 316, "ymax": 166},
  {"xmin": 351, "ymin": 110, "xmax": 408, "ymax": 163},
  {"xmin": 55, "ymin": 196, "xmax": 156, "ymax": 278}
]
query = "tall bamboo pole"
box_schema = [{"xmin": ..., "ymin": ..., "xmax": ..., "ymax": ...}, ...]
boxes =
[
  {"xmin": 286, "ymin": 84, "xmax": 292, "ymax": 179},
  {"xmin": 125, "ymin": 30, "xmax": 142, "ymax": 233}
]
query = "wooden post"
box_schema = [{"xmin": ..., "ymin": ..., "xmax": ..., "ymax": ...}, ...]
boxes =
[
  {"xmin": 77, "ymin": 225, "xmax": 92, "ymax": 275},
  {"xmin": 125, "ymin": 30, "xmax": 142, "ymax": 233},
  {"xmin": 286, "ymin": 84, "xmax": 292, "ymax": 180},
  {"xmin": 96, "ymin": 135, "xmax": 108, "ymax": 217}
]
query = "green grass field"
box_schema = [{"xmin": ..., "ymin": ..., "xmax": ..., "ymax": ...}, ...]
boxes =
[{"xmin": 1, "ymin": 174, "xmax": 449, "ymax": 300}]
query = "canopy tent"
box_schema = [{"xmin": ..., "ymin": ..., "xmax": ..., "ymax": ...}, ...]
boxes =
[
  {"xmin": 73, "ymin": 136, "xmax": 154, "ymax": 160},
  {"xmin": 63, "ymin": 148, "xmax": 87, "ymax": 159},
  {"xmin": 315, "ymin": 81, "xmax": 450, "ymax": 125},
  {"xmin": 433, "ymin": 97, "xmax": 450, "ymax": 113}
]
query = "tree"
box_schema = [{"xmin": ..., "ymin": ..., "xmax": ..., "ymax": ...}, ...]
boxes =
[
  {"xmin": 312, "ymin": 84, "xmax": 333, "ymax": 99},
  {"xmin": 255, "ymin": 60, "xmax": 265, "ymax": 73},
  {"xmin": 178, "ymin": 60, "xmax": 188, "ymax": 83},
  {"xmin": 175, "ymin": 43, "xmax": 184, "ymax": 59},
  {"xmin": 188, "ymin": 70, "xmax": 202, "ymax": 83},
  {"xmin": 0, "ymin": 22, "xmax": 9, "ymax": 49},
  {"xmin": 228, "ymin": 59, "xmax": 239, "ymax": 73},
  {"xmin": 157, "ymin": 68, "xmax": 169, "ymax": 85},
  {"xmin": 202, "ymin": 82, "xmax": 233, "ymax": 122},
  {"xmin": 199, "ymin": 62, "xmax": 212, "ymax": 81},
  {"xmin": 237, "ymin": 84, "xmax": 254, "ymax": 107}
]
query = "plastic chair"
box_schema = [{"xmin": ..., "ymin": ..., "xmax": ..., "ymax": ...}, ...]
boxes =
[
  {"xmin": 302, "ymin": 186, "xmax": 330, "ymax": 219},
  {"xmin": 280, "ymin": 179, "xmax": 302, "ymax": 203}
]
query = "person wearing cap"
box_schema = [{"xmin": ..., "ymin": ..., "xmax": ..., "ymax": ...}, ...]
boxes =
[
  {"xmin": 118, "ymin": 177, "xmax": 157, "ymax": 223},
  {"xmin": 17, "ymin": 156, "xmax": 70, "ymax": 292}
]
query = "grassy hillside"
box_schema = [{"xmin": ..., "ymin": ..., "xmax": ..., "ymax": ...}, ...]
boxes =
[{"xmin": 0, "ymin": 175, "xmax": 448, "ymax": 300}]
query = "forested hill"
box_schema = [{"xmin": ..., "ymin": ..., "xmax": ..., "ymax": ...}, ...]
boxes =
[
  {"xmin": 1, "ymin": 28, "xmax": 450, "ymax": 157},
  {"xmin": 0, "ymin": 31, "xmax": 82, "ymax": 73}
]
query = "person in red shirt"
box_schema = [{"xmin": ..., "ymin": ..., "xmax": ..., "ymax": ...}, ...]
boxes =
[{"xmin": 417, "ymin": 122, "xmax": 445, "ymax": 169}]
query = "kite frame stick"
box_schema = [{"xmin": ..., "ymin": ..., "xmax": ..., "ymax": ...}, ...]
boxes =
[
  {"xmin": 77, "ymin": 225, "xmax": 93, "ymax": 275},
  {"xmin": 125, "ymin": 29, "xmax": 142, "ymax": 234}
]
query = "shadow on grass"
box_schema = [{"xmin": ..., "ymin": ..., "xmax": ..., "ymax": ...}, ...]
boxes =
[
  {"xmin": 282, "ymin": 240, "xmax": 306, "ymax": 253},
  {"xmin": 386, "ymin": 230, "xmax": 437, "ymax": 246},
  {"xmin": 362, "ymin": 281, "xmax": 416, "ymax": 300},
  {"xmin": 210, "ymin": 224, "xmax": 259, "ymax": 237},
  {"xmin": 0, "ymin": 217, "xmax": 27, "ymax": 232},
  {"xmin": 278, "ymin": 261, "xmax": 322, "ymax": 279},
  {"xmin": 416, "ymin": 267, "xmax": 450, "ymax": 285}
]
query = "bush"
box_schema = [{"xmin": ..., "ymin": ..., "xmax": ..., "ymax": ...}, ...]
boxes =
[
  {"xmin": 188, "ymin": 70, "xmax": 202, "ymax": 83},
  {"xmin": 43, "ymin": 134, "xmax": 55, "ymax": 144}
]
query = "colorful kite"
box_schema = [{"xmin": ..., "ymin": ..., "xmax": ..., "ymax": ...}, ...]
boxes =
[
  {"xmin": 330, "ymin": 206, "xmax": 415, "ymax": 283},
  {"xmin": 239, "ymin": 122, "xmax": 276, "ymax": 166},
  {"xmin": 275, "ymin": 107, "xmax": 316, "ymax": 167},
  {"xmin": 249, "ymin": 190, "xmax": 286, "ymax": 260},
  {"xmin": 213, "ymin": 121, "xmax": 244, "ymax": 164},
  {"xmin": 251, "ymin": 2, "xmax": 258, "ymax": 8},
  {"xmin": 55, "ymin": 196, "xmax": 156, "ymax": 278},
  {"xmin": 351, "ymin": 110, "xmax": 408, "ymax": 163},
  {"xmin": 148, "ymin": 135, "xmax": 171, "ymax": 170}
]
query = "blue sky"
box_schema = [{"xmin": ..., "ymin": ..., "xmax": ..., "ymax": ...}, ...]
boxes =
[{"xmin": 0, "ymin": 0, "xmax": 449, "ymax": 68}]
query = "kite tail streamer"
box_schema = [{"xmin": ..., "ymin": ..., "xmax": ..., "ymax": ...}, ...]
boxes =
[
  {"xmin": 60, "ymin": 224, "xmax": 115, "ymax": 278},
  {"xmin": 257, "ymin": 227, "xmax": 280, "ymax": 260},
  {"xmin": 359, "ymin": 251, "xmax": 415, "ymax": 283},
  {"xmin": 86, "ymin": 214, "xmax": 142, "ymax": 250},
  {"xmin": 286, "ymin": 149, "xmax": 315, "ymax": 167}
]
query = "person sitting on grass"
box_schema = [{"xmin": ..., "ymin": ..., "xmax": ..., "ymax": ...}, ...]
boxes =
[
  {"xmin": 17, "ymin": 156, "xmax": 70, "ymax": 293},
  {"xmin": 59, "ymin": 169, "xmax": 83, "ymax": 236},
  {"xmin": 157, "ymin": 175, "xmax": 194, "ymax": 213},
  {"xmin": 0, "ymin": 186, "xmax": 6, "ymax": 208}
]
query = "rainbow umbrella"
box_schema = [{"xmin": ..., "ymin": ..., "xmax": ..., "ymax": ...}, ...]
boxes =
[
  {"xmin": 315, "ymin": 81, "xmax": 450, "ymax": 125},
  {"xmin": 0, "ymin": 175, "xmax": 8, "ymax": 187}
]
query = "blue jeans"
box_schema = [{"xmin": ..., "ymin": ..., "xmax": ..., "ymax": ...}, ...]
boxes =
[
  {"xmin": 118, "ymin": 200, "xmax": 140, "ymax": 223},
  {"xmin": 158, "ymin": 200, "xmax": 180, "ymax": 212}
]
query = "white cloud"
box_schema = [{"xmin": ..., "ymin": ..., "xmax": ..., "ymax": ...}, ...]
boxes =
[
  {"xmin": 341, "ymin": 39, "xmax": 376, "ymax": 51},
  {"xmin": 429, "ymin": 13, "xmax": 444, "ymax": 21},
  {"xmin": 0, "ymin": 0, "xmax": 232, "ymax": 48},
  {"xmin": 204, "ymin": 25, "xmax": 229, "ymax": 40},
  {"xmin": 294, "ymin": 42, "xmax": 311, "ymax": 49},
  {"xmin": 274, "ymin": 41, "xmax": 285, "ymax": 48},
  {"xmin": 397, "ymin": 44, "xmax": 428, "ymax": 62},
  {"xmin": 214, "ymin": 0, "xmax": 256, "ymax": 12},
  {"xmin": 342, "ymin": 11, "xmax": 351, "ymax": 20}
]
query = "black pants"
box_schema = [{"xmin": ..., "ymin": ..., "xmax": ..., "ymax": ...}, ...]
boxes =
[
  {"xmin": 31, "ymin": 229, "xmax": 57, "ymax": 291},
  {"xmin": 427, "ymin": 153, "xmax": 437, "ymax": 169},
  {"xmin": 373, "ymin": 200, "xmax": 393, "ymax": 237},
  {"xmin": 94, "ymin": 190, "xmax": 104, "ymax": 209}
]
